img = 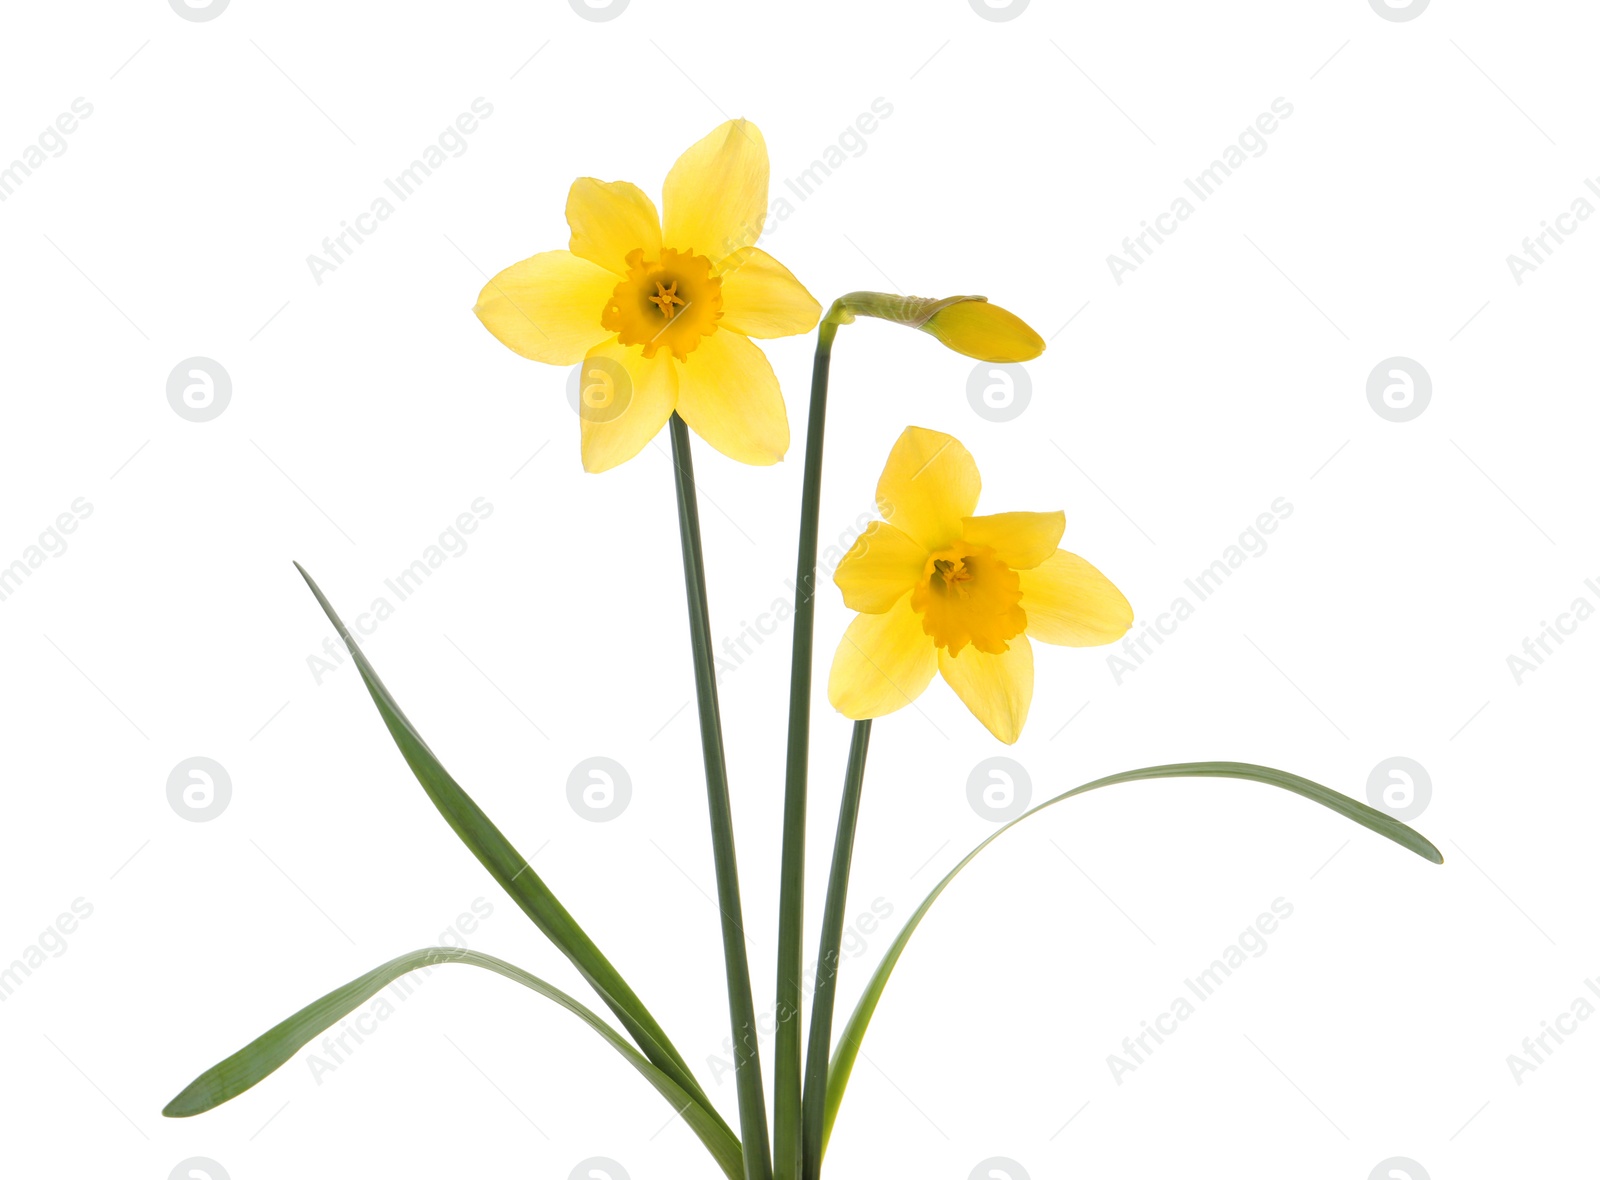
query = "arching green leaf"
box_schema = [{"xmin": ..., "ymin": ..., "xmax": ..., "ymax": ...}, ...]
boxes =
[
  {"xmin": 822, "ymin": 761, "xmax": 1441, "ymax": 1152},
  {"xmin": 164, "ymin": 947, "xmax": 743, "ymax": 1180},
  {"xmin": 294, "ymin": 564, "xmax": 721, "ymax": 1133}
]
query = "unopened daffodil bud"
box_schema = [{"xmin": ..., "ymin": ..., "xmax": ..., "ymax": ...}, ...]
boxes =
[
  {"xmin": 918, "ymin": 298, "xmax": 1044, "ymax": 362},
  {"xmin": 823, "ymin": 291, "xmax": 1044, "ymax": 363}
]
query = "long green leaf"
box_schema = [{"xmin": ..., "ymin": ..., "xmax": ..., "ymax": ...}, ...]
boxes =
[
  {"xmin": 163, "ymin": 948, "xmax": 743, "ymax": 1180},
  {"xmin": 293, "ymin": 564, "xmax": 725, "ymax": 1138},
  {"xmin": 821, "ymin": 761, "xmax": 1442, "ymax": 1153}
]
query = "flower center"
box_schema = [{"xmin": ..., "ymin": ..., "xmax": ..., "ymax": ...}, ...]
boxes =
[
  {"xmin": 602, "ymin": 247, "xmax": 723, "ymax": 361},
  {"xmin": 909, "ymin": 541, "xmax": 1027, "ymax": 657}
]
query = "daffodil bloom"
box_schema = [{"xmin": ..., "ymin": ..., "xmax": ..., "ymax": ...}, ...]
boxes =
[
  {"xmin": 473, "ymin": 119, "xmax": 821, "ymax": 472},
  {"xmin": 828, "ymin": 427, "xmax": 1133, "ymax": 743}
]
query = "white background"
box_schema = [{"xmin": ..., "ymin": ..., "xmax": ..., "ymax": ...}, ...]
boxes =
[{"xmin": 1, "ymin": 1, "xmax": 1594, "ymax": 1177}]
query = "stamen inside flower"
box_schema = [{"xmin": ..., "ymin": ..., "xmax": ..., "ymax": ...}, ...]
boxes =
[
  {"xmin": 602, "ymin": 247, "xmax": 723, "ymax": 361},
  {"xmin": 909, "ymin": 541, "xmax": 1027, "ymax": 657},
  {"xmin": 649, "ymin": 281, "xmax": 684, "ymax": 318}
]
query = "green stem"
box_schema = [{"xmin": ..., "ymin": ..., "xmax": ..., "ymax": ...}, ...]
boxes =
[
  {"xmin": 778, "ymin": 292, "xmax": 947, "ymax": 1178},
  {"xmin": 667, "ymin": 412, "xmax": 772, "ymax": 1180},
  {"xmin": 772, "ymin": 316, "xmax": 840, "ymax": 1180},
  {"xmin": 800, "ymin": 721, "xmax": 870, "ymax": 1180}
]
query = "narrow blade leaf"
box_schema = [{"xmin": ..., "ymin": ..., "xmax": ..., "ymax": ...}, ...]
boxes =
[
  {"xmin": 294, "ymin": 564, "xmax": 723, "ymax": 1134},
  {"xmin": 822, "ymin": 761, "xmax": 1442, "ymax": 1152},
  {"xmin": 163, "ymin": 948, "xmax": 743, "ymax": 1180}
]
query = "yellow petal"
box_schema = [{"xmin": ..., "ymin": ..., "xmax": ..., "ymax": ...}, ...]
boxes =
[
  {"xmin": 828, "ymin": 595, "xmax": 938, "ymax": 720},
  {"xmin": 938, "ymin": 637, "xmax": 1033, "ymax": 744},
  {"xmin": 1018, "ymin": 550, "xmax": 1133, "ymax": 647},
  {"xmin": 576, "ymin": 341, "xmax": 679, "ymax": 473},
  {"xmin": 717, "ymin": 248, "xmax": 821, "ymax": 338},
  {"xmin": 920, "ymin": 300, "xmax": 1046, "ymax": 362},
  {"xmin": 875, "ymin": 427, "xmax": 981, "ymax": 552},
  {"xmin": 674, "ymin": 330, "xmax": 788, "ymax": 465},
  {"xmin": 834, "ymin": 522, "xmax": 928, "ymax": 613},
  {"xmin": 566, "ymin": 178, "xmax": 662, "ymax": 275},
  {"xmin": 473, "ymin": 250, "xmax": 615, "ymax": 364},
  {"xmin": 662, "ymin": 120, "xmax": 768, "ymax": 264},
  {"xmin": 961, "ymin": 511, "xmax": 1065, "ymax": 570}
]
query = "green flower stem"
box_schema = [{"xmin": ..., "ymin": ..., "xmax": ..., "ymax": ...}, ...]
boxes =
[
  {"xmin": 772, "ymin": 314, "xmax": 839, "ymax": 1180},
  {"xmin": 668, "ymin": 412, "xmax": 772, "ymax": 1180},
  {"xmin": 823, "ymin": 290, "xmax": 987, "ymax": 328},
  {"xmin": 799, "ymin": 721, "xmax": 870, "ymax": 1180},
  {"xmin": 776, "ymin": 291, "xmax": 982, "ymax": 1179}
]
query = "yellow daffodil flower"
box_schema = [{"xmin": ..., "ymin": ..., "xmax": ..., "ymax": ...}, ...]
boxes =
[
  {"xmin": 473, "ymin": 119, "xmax": 821, "ymax": 472},
  {"xmin": 828, "ymin": 427, "xmax": 1133, "ymax": 743}
]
